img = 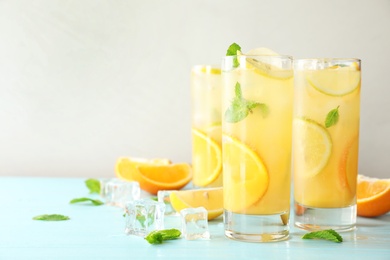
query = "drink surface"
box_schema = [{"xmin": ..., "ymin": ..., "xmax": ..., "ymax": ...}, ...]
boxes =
[
  {"xmin": 293, "ymin": 60, "xmax": 361, "ymax": 208},
  {"xmin": 222, "ymin": 56, "xmax": 293, "ymax": 215},
  {"xmin": 191, "ymin": 66, "xmax": 223, "ymax": 188}
]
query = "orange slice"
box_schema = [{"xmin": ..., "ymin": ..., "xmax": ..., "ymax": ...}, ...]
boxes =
[
  {"xmin": 357, "ymin": 175, "xmax": 390, "ymax": 217},
  {"xmin": 223, "ymin": 134, "xmax": 269, "ymax": 213},
  {"xmin": 169, "ymin": 187, "xmax": 223, "ymax": 220},
  {"xmin": 136, "ymin": 163, "xmax": 192, "ymax": 195}
]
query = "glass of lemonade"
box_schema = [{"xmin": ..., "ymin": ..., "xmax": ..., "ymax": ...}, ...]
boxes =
[
  {"xmin": 222, "ymin": 54, "xmax": 293, "ymax": 242},
  {"xmin": 191, "ymin": 65, "xmax": 223, "ymax": 188},
  {"xmin": 293, "ymin": 58, "xmax": 361, "ymax": 231}
]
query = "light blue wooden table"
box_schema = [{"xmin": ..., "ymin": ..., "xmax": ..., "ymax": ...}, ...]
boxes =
[{"xmin": 1, "ymin": 177, "xmax": 389, "ymax": 260}]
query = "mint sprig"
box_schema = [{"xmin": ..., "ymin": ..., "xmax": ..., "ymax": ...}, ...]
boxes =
[
  {"xmin": 325, "ymin": 106, "xmax": 340, "ymax": 128},
  {"xmin": 145, "ymin": 229, "xmax": 182, "ymax": 244},
  {"xmin": 226, "ymin": 43, "xmax": 241, "ymax": 68},
  {"xmin": 33, "ymin": 214, "xmax": 70, "ymax": 221},
  {"xmin": 224, "ymin": 82, "xmax": 269, "ymax": 123},
  {"xmin": 70, "ymin": 197, "xmax": 104, "ymax": 206},
  {"xmin": 302, "ymin": 229, "xmax": 343, "ymax": 243},
  {"xmin": 85, "ymin": 178, "xmax": 100, "ymax": 194}
]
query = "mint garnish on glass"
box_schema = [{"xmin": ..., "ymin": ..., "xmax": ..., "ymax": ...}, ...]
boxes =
[
  {"xmin": 226, "ymin": 42, "xmax": 242, "ymax": 68},
  {"xmin": 325, "ymin": 106, "xmax": 340, "ymax": 128},
  {"xmin": 302, "ymin": 229, "xmax": 343, "ymax": 243},
  {"xmin": 224, "ymin": 82, "xmax": 269, "ymax": 123}
]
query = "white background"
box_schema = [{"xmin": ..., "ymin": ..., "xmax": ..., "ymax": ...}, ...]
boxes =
[{"xmin": 0, "ymin": 0, "xmax": 389, "ymax": 178}]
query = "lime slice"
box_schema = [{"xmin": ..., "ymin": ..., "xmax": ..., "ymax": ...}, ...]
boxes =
[
  {"xmin": 293, "ymin": 118, "xmax": 332, "ymax": 178},
  {"xmin": 307, "ymin": 65, "xmax": 360, "ymax": 96}
]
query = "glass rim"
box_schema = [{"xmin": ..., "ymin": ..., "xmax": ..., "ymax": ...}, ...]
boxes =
[
  {"xmin": 294, "ymin": 58, "xmax": 361, "ymax": 64},
  {"xmin": 222, "ymin": 54, "xmax": 293, "ymax": 60}
]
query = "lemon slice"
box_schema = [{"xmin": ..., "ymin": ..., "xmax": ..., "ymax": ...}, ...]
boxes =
[
  {"xmin": 192, "ymin": 65, "xmax": 221, "ymax": 75},
  {"xmin": 223, "ymin": 134, "xmax": 269, "ymax": 213},
  {"xmin": 243, "ymin": 47, "xmax": 293, "ymax": 80},
  {"xmin": 293, "ymin": 118, "xmax": 332, "ymax": 178},
  {"xmin": 192, "ymin": 128, "xmax": 222, "ymax": 187},
  {"xmin": 307, "ymin": 64, "xmax": 360, "ymax": 96},
  {"xmin": 170, "ymin": 187, "xmax": 223, "ymax": 220}
]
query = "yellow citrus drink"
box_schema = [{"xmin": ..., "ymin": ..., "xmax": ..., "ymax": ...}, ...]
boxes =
[
  {"xmin": 293, "ymin": 59, "xmax": 361, "ymax": 231},
  {"xmin": 222, "ymin": 52, "xmax": 293, "ymax": 242},
  {"xmin": 191, "ymin": 66, "xmax": 223, "ymax": 188}
]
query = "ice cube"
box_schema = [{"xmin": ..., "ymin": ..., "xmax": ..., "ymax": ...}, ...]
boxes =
[
  {"xmin": 180, "ymin": 207, "xmax": 210, "ymax": 240},
  {"xmin": 103, "ymin": 179, "xmax": 140, "ymax": 208},
  {"xmin": 124, "ymin": 199, "xmax": 166, "ymax": 237},
  {"xmin": 157, "ymin": 190, "xmax": 178, "ymax": 216}
]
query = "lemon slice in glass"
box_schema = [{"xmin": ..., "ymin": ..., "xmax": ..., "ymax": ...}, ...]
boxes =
[
  {"xmin": 293, "ymin": 118, "xmax": 332, "ymax": 178},
  {"xmin": 307, "ymin": 64, "xmax": 360, "ymax": 96},
  {"xmin": 243, "ymin": 47, "xmax": 293, "ymax": 80},
  {"xmin": 223, "ymin": 134, "xmax": 269, "ymax": 213},
  {"xmin": 192, "ymin": 128, "xmax": 222, "ymax": 187}
]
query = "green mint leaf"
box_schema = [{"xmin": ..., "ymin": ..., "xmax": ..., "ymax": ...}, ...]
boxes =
[
  {"xmin": 85, "ymin": 178, "xmax": 100, "ymax": 194},
  {"xmin": 70, "ymin": 197, "xmax": 104, "ymax": 206},
  {"xmin": 226, "ymin": 43, "xmax": 241, "ymax": 68},
  {"xmin": 224, "ymin": 82, "xmax": 269, "ymax": 123},
  {"xmin": 325, "ymin": 106, "xmax": 340, "ymax": 128},
  {"xmin": 33, "ymin": 214, "xmax": 70, "ymax": 221},
  {"xmin": 145, "ymin": 229, "xmax": 182, "ymax": 245},
  {"xmin": 302, "ymin": 229, "xmax": 343, "ymax": 243},
  {"xmin": 226, "ymin": 42, "xmax": 241, "ymax": 56},
  {"xmin": 150, "ymin": 197, "xmax": 158, "ymax": 201},
  {"xmin": 137, "ymin": 214, "xmax": 146, "ymax": 228}
]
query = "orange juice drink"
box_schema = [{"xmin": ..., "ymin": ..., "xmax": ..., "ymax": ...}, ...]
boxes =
[
  {"xmin": 191, "ymin": 66, "xmax": 223, "ymax": 188},
  {"xmin": 222, "ymin": 45, "xmax": 293, "ymax": 242},
  {"xmin": 293, "ymin": 59, "xmax": 361, "ymax": 232}
]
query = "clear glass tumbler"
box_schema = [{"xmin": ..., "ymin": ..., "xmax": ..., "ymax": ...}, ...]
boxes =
[
  {"xmin": 293, "ymin": 58, "xmax": 361, "ymax": 232},
  {"xmin": 222, "ymin": 55, "xmax": 293, "ymax": 242},
  {"xmin": 191, "ymin": 65, "xmax": 223, "ymax": 188}
]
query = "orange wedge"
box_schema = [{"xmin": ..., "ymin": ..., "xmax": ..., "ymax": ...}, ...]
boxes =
[
  {"xmin": 357, "ymin": 175, "xmax": 390, "ymax": 217},
  {"xmin": 115, "ymin": 157, "xmax": 171, "ymax": 182},
  {"xmin": 136, "ymin": 163, "xmax": 192, "ymax": 195},
  {"xmin": 170, "ymin": 188, "xmax": 223, "ymax": 220}
]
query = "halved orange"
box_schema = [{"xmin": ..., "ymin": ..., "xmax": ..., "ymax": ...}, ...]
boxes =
[
  {"xmin": 170, "ymin": 187, "xmax": 223, "ymax": 220},
  {"xmin": 136, "ymin": 163, "xmax": 192, "ymax": 195},
  {"xmin": 357, "ymin": 175, "xmax": 390, "ymax": 217}
]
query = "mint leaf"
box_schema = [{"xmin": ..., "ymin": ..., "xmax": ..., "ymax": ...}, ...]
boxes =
[
  {"xmin": 224, "ymin": 82, "xmax": 269, "ymax": 123},
  {"xmin": 226, "ymin": 43, "xmax": 241, "ymax": 68},
  {"xmin": 85, "ymin": 178, "xmax": 100, "ymax": 194},
  {"xmin": 70, "ymin": 197, "xmax": 104, "ymax": 206},
  {"xmin": 33, "ymin": 214, "xmax": 70, "ymax": 221},
  {"xmin": 302, "ymin": 229, "xmax": 343, "ymax": 243},
  {"xmin": 145, "ymin": 229, "xmax": 182, "ymax": 244},
  {"xmin": 325, "ymin": 106, "xmax": 340, "ymax": 128},
  {"xmin": 226, "ymin": 42, "xmax": 241, "ymax": 56}
]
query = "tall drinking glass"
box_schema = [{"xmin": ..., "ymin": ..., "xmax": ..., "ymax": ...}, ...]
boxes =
[
  {"xmin": 293, "ymin": 59, "xmax": 361, "ymax": 231},
  {"xmin": 191, "ymin": 65, "xmax": 223, "ymax": 188},
  {"xmin": 222, "ymin": 55, "xmax": 293, "ymax": 242}
]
